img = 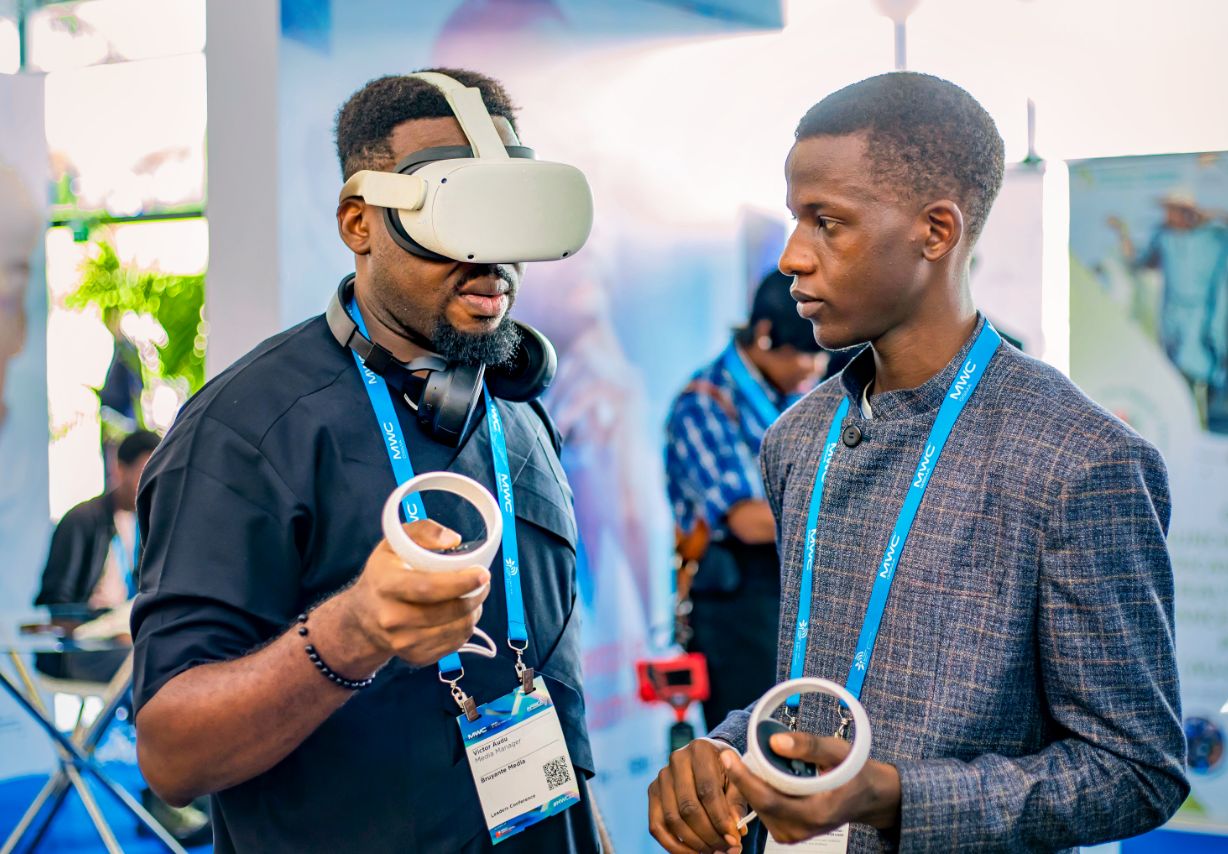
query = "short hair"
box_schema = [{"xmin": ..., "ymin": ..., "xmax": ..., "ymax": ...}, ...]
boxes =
[
  {"xmin": 334, "ymin": 68, "xmax": 519, "ymax": 180},
  {"xmin": 117, "ymin": 430, "xmax": 160, "ymax": 466},
  {"xmin": 736, "ymin": 270, "xmax": 821, "ymax": 352},
  {"xmin": 795, "ymin": 72, "xmax": 1005, "ymax": 243}
]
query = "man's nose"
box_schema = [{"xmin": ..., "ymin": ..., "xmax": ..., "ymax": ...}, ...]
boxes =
[{"xmin": 779, "ymin": 227, "xmax": 815, "ymax": 278}]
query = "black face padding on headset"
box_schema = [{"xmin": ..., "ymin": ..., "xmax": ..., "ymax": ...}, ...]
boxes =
[
  {"xmin": 381, "ymin": 145, "xmax": 537, "ymax": 262},
  {"xmin": 326, "ymin": 275, "xmax": 556, "ymax": 447}
]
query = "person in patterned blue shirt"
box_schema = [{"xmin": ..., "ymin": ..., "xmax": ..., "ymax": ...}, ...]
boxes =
[{"xmin": 665, "ymin": 270, "xmax": 840, "ymax": 729}]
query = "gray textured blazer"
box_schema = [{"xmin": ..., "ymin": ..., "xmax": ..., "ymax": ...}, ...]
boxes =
[{"xmin": 710, "ymin": 317, "xmax": 1188, "ymax": 852}]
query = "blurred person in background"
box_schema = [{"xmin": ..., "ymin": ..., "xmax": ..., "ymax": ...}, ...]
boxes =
[
  {"xmin": 1110, "ymin": 190, "xmax": 1228, "ymax": 428},
  {"xmin": 34, "ymin": 428, "xmax": 212, "ymax": 845},
  {"xmin": 35, "ymin": 429, "xmax": 160, "ymax": 676},
  {"xmin": 664, "ymin": 270, "xmax": 833, "ymax": 730}
]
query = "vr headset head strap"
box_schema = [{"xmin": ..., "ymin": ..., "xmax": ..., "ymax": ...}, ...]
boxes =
[
  {"xmin": 339, "ymin": 170, "xmax": 426, "ymax": 209},
  {"xmin": 408, "ymin": 71, "xmax": 513, "ymax": 159}
]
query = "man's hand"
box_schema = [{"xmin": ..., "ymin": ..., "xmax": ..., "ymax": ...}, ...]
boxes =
[
  {"xmin": 718, "ymin": 732, "xmax": 901, "ymax": 846},
  {"xmin": 135, "ymin": 520, "xmax": 492, "ymax": 805},
  {"xmin": 321, "ymin": 519, "xmax": 491, "ymax": 674},
  {"xmin": 648, "ymin": 739, "xmax": 750, "ymax": 854}
]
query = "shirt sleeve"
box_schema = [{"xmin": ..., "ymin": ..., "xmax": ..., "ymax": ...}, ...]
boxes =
[
  {"xmin": 664, "ymin": 389, "xmax": 763, "ymax": 535},
  {"xmin": 35, "ymin": 504, "xmax": 97, "ymax": 605},
  {"xmin": 130, "ymin": 413, "xmax": 309, "ymax": 712},
  {"xmin": 891, "ymin": 432, "xmax": 1189, "ymax": 851}
]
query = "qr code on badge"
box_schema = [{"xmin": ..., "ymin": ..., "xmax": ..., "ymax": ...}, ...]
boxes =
[{"xmin": 542, "ymin": 756, "xmax": 572, "ymax": 790}]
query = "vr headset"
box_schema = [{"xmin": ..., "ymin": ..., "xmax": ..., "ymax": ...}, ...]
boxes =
[{"xmin": 338, "ymin": 70, "xmax": 594, "ymax": 264}]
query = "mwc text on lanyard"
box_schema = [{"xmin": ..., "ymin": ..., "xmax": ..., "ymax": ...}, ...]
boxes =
[
  {"xmin": 787, "ymin": 323, "xmax": 1001, "ymax": 733},
  {"xmin": 347, "ymin": 301, "xmax": 531, "ymax": 714}
]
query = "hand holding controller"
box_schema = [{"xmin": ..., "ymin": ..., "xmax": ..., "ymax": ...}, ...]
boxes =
[
  {"xmin": 381, "ymin": 472, "xmax": 502, "ymax": 659},
  {"xmin": 741, "ymin": 678, "xmax": 872, "ymax": 799}
]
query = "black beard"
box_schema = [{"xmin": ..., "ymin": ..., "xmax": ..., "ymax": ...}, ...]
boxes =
[{"xmin": 431, "ymin": 315, "xmax": 520, "ymax": 367}]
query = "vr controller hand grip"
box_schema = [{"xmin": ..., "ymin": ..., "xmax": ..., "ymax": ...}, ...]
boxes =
[
  {"xmin": 381, "ymin": 472, "xmax": 501, "ymax": 658},
  {"xmin": 741, "ymin": 678, "xmax": 872, "ymax": 796}
]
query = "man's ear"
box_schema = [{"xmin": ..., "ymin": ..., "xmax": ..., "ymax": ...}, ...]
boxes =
[
  {"xmin": 920, "ymin": 200, "xmax": 964, "ymax": 262},
  {"xmin": 337, "ymin": 198, "xmax": 373, "ymax": 255}
]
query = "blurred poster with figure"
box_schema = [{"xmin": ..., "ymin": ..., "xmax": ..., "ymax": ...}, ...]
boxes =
[
  {"xmin": 0, "ymin": 72, "xmax": 55, "ymax": 778},
  {"xmin": 1069, "ymin": 152, "xmax": 1228, "ymax": 833},
  {"xmin": 971, "ymin": 164, "xmax": 1045, "ymax": 354}
]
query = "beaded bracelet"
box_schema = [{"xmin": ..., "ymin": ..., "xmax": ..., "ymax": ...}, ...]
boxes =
[{"xmin": 297, "ymin": 611, "xmax": 376, "ymax": 691}]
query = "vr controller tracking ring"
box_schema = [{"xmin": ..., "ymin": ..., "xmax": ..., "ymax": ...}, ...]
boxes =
[
  {"xmin": 381, "ymin": 472, "xmax": 502, "ymax": 658},
  {"xmin": 742, "ymin": 677, "xmax": 872, "ymax": 797}
]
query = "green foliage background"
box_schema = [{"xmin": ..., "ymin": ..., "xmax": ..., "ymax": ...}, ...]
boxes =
[{"xmin": 65, "ymin": 241, "xmax": 207, "ymax": 398}]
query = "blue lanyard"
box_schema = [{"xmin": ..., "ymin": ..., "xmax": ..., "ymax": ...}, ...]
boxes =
[
  {"xmin": 347, "ymin": 301, "xmax": 527, "ymax": 676},
  {"xmin": 721, "ymin": 343, "xmax": 789, "ymax": 428},
  {"xmin": 113, "ymin": 524, "xmax": 140, "ymax": 599},
  {"xmin": 787, "ymin": 323, "xmax": 1002, "ymax": 711}
]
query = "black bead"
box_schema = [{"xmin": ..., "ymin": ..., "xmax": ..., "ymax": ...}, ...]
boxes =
[
  {"xmin": 298, "ymin": 626, "xmax": 308, "ymax": 636},
  {"xmin": 303, "ymin": 640, "xmax": 371, "ymax": 691},
  {"xmin": 297, "ymin": 613, "xmax": 307, "ymax": 623}
]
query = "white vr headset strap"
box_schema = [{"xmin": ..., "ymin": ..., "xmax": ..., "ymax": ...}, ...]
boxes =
[
  {"xmin": 410, "ymin": 71, "xmax": 511, "ymax": 161},
  {"xmin": 339, "ymin": 169, "xmax": 427, "ymax": 210}
]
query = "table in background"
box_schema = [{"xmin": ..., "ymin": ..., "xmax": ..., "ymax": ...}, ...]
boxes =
[{"xmin": 0, "ymin": 612, "xmax": 186, "ymax": 854}]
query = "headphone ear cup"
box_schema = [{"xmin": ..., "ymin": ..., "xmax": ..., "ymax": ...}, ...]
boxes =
[
  {"xmin": 418, "ymin": 362, "xmax": 485, "ymax": 447},
  {"xmin": 487, "ymin": 323, "xmax": 557, "ymax": 403}
]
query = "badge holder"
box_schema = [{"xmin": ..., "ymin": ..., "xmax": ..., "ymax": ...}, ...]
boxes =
[{"xmin": 382, "ymin": 472, "xmax": 503, "ymax": 720}]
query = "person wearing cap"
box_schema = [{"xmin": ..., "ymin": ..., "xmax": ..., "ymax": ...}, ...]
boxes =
[
  {"xmin": 664, "ymin": 270, "xmax": 835, "ymax": 730},
  {"xmin": 1110, "ymin": 189, "xmax": 1228, "ymax": 425}
]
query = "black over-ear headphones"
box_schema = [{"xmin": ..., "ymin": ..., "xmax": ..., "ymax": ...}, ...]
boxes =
[
  {"xmin": 326, "ymin": 274, "xmax": 556, "ymax": 447},
  {"xmin": 381, "ymin": 145, "xmax": 537, "ymax": 262}
]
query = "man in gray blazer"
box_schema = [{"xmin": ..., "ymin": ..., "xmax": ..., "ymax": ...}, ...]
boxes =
[{"xmin": 648, "ymin": 72, "xmax": 1188, "ymax": 853}]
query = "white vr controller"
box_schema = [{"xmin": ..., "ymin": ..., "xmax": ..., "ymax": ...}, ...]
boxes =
[
  {"xmin": 380, "ymin": 472, "xmax": 502, "ymax": 660},
  {"xmin": 742, "ymin": 678, "xmax": 872, "ymax": 796}
]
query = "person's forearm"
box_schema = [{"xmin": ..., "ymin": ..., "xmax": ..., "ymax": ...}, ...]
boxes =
[
  {"xmin": 726, "ymin": 499, "xmax": 776, "ymax": 545},
  {"xmin": 136, "ymin": 592, "xmax": 386, "ymax": 805}
]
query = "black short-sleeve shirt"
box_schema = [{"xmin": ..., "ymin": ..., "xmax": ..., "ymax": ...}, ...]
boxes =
[{"xmin": 132, "ymin": 315, "xmax": 597, "ymax": 853}]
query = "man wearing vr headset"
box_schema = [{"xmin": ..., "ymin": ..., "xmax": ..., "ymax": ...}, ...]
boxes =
[
  {"xmin": 130, "ymin": 69, "xmax": 602, "ymax": 852},
  {"xmin": 649, "ymin": 73, "xmax": 1185, "ymax": 854}
]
